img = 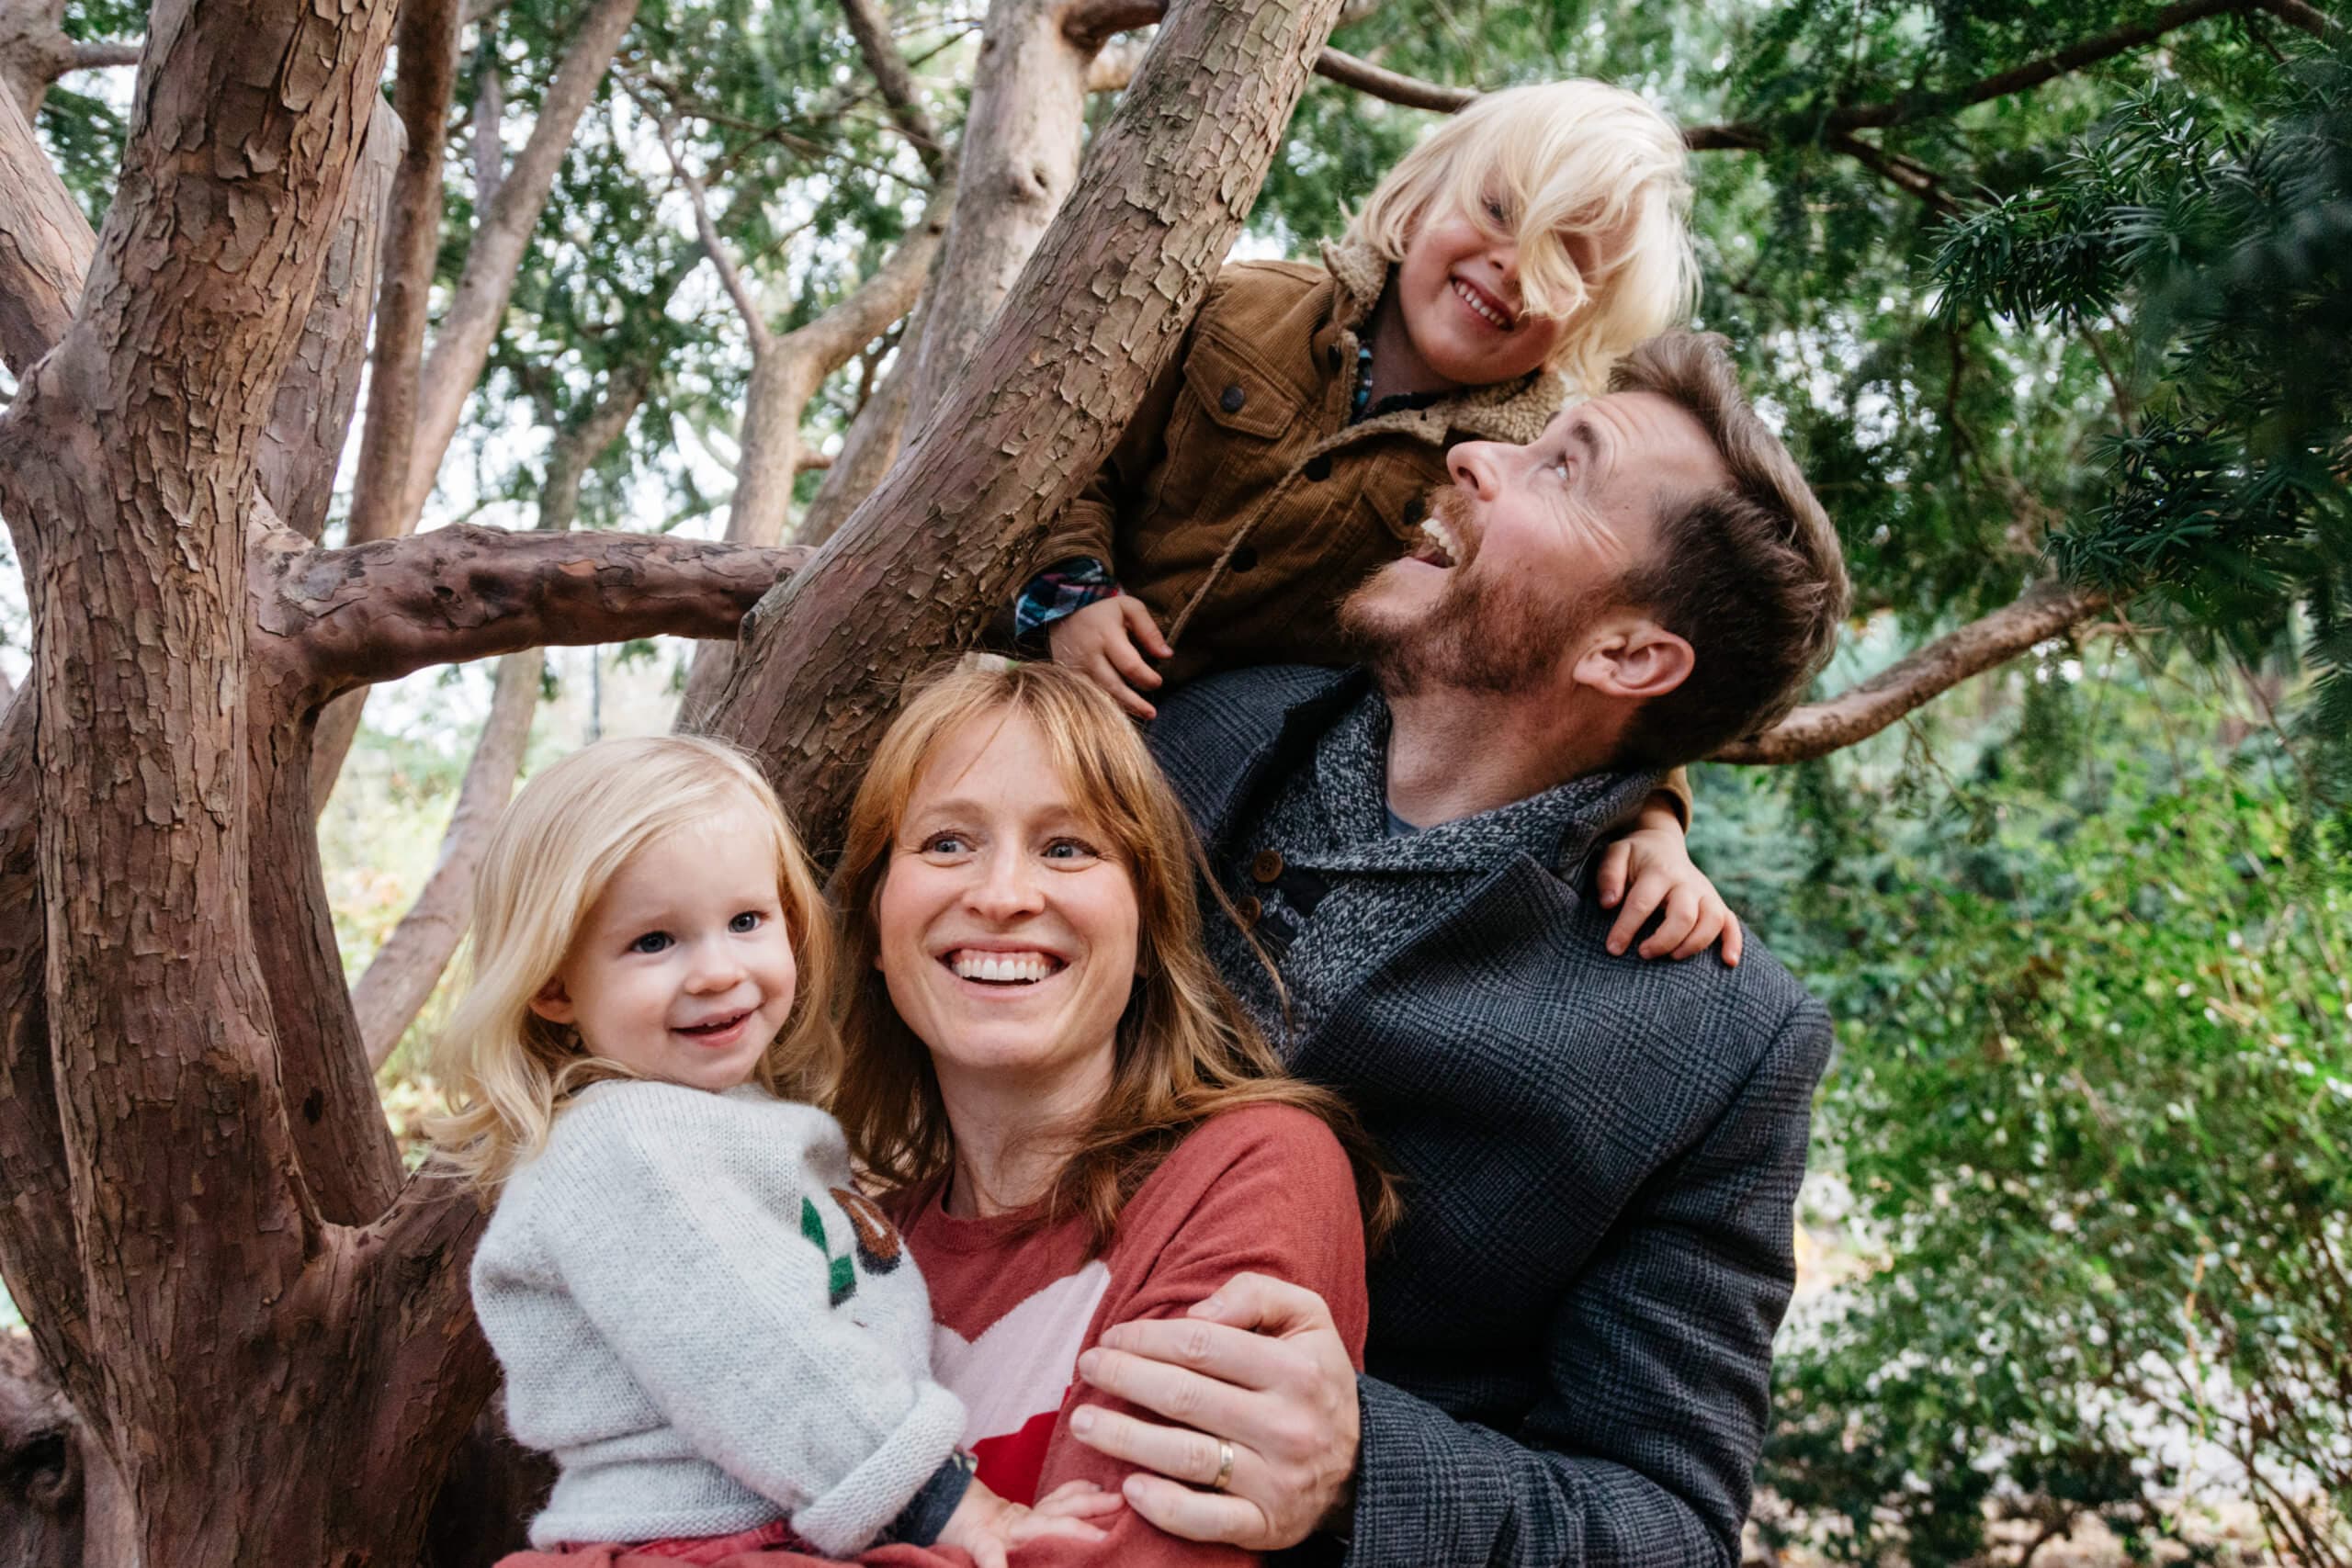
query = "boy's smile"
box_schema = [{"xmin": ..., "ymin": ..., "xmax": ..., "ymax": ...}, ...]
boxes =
[{"xmin": 1386, "ymin": 206, "xmax": 1570, "ymax": 391}]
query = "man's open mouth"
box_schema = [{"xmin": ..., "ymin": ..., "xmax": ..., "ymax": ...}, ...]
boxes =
[
  {"xmin": 1410, "ymin": 514, "xmax": 1462, "ymax": 569},
  {"xmin": 944, "ymin": 949, "xmax": 1067, "ymax": 987}
]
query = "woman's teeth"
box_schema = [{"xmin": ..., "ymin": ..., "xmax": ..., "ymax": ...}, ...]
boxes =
[
  {"xmin": 949, "ymin": 951, "xmax": 1058, "ymax": 984},
  {"xmin": 1452, "ymin": 278, "xmax": 1511, "ymax": 329}
]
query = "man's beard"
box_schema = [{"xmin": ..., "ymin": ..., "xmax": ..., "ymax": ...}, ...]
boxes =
[{"xmin": 1340, "ymin": 501, "xmax": 1596, "ymax": 697}]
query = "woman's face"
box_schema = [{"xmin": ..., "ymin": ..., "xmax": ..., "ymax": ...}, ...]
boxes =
[{"xmin": 875, "ymin": 708, "xmax": 1140, "ymax": 1100}]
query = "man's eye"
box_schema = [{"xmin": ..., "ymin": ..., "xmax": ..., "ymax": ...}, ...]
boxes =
[
  {"xmin": 729, "ymin": 911, "xmax": 763, "ymax": 934},
  {"xmin": 628, "ymin": 931, "xmax": 673, "ymax": 954}
]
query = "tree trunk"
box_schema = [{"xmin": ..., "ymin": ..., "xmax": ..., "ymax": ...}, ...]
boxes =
[
  {"xmin": 797, "ymin": 299, "xmax": 924, "ymax": 544},
  {"xmin": 347, "ymin": 367, "xmax": 650, "ymax": 1066},
  {"xmin": 900, "ymin": 0, "xmax": 1095, "ymax": 438},
  {"xmin": 708, "ymin": 0, "xmax": 1350, "ymax": 851}
]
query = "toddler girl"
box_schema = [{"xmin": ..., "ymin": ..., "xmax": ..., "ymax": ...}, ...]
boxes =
[{"xmin": 434, "ymin": 736, "xmax": 1116, "ymax": 1565}]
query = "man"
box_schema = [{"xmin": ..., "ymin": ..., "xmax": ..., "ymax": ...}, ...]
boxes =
[{"xmin": 1065, "ymin": 331, "xmax": 1849, "ymax": 1566}]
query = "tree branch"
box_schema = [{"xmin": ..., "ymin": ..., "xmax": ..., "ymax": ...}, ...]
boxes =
[
  {"xmin": 0, "ymin": 77, "xmax": 93, "ymax": 375},
  {"xmin": 647, "ymin": 103, "xmax": 773, "ymax": 355},
  {"xmin": 394, "ymin": 0, "xmax": 642, "ymax": 535},
  {"xmin": 1826, "ymin": 130, "xmax": 1963, "ymax": 218},
  {"xmin": 837, "ymin": 0, "xmax": 949, "ymax": 178},
  {"xmin": 1687, "ymin": 0, "xmax": 2266, "ymax": 147},
  {"xmin": 1310, "ymin": 43, "xmax": 1475, "ymax": 111},
  {"xmin": 1712, "ymin": 580, "xmax": 2111, "ymax": 763},
  {"xmin": 342, "ymin": 0, "xmax": 464, "ymax": 549},
  {"xmin": 280, "ymin": 526, "xmax": 807, "ymax": 693},
  {"xmin": 257, "ymin": 99, "xmax": 405, "ymax": 540},
  {"xmin": 63, "ymin": 39, "xmax": 140, "ymax": 71}
]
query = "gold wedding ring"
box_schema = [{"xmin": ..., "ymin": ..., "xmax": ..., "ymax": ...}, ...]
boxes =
[{"xmin": 1210, "ymin": 1438, "xmax": 1236, "ymax": 1493}]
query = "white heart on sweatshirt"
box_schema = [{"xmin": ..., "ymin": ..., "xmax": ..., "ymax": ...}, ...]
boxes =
[{"xmin": 931, "ymin": 1260, "xmax": 1113, "ymax": 1442}]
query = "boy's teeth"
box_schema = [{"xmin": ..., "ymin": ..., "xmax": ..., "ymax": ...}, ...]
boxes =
[
  {"xmin": 1452, "ymin": 278, "xmax": 1510, "ymax": 329},
  {"xmin": 951, "ymin": 950, "xmax": 1056, "ymax": 984}
]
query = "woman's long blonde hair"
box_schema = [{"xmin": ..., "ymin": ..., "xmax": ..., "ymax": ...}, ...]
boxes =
[
  {"xmin": 1348, "ymin": 78, "xmax": 1698, "ymax": 392},
  {"xmin": 430, "ymin": 735, "xmax": 838, "ymax": 1190},
  {"xmin": 829, "ymin": 660, "xmax": 1397, "ymax": 1252}
]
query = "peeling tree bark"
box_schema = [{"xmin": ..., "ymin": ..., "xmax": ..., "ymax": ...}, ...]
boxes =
[
  {"xmin": 710, "ymin": 0, "xmax": 1351, "ymax": 849},
  {"xmin": 0, "ymin": 77, "xmax": 87, "ymax": 373}
]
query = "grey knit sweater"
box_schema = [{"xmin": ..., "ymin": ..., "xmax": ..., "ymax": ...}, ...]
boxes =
[{"xmin": 470, "ymin": 1080, "xmax": 967, "ymax": 1554}]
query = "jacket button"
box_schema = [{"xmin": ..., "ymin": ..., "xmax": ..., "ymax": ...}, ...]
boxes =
[
  {"xmin": 1237, "ymin": 896, "xmax": 1263, "ymax": 927},
  {"xmin": 1304, "ymin": 455, "xmax": 1333, "ymax": 481},
  {"xmin": 1230, "ymin": 545, "xmax": 1260, "ymax": 572},
  {"xmin": 1219, "ymin": 384, "xmax": 1246, "ymax": 413},
  {"xmin": 1251, "ymin": 850, "xmax": 1284, "ymax": 884}
]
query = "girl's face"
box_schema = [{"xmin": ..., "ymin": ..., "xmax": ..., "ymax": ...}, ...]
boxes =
[
  {"xmin": 529, "ymin": 805, "xmax": 799, "ymax": 1092},
  {"xmin": 874, "ymin": 709, "xmax": 1139, "ymax": 1105},
  {"xmin": 1391, "ymin": 199, "xmax": 1604, "ymax": 390}
]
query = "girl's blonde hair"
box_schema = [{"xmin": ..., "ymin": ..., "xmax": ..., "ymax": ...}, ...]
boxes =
[
  {"xmin": 1348, "ymin": 79, "xmax": 1698, "ymax": 391},
  {"xmin": 431, "ymin": 735, "xmax": 838, "ymax": 1190},
  {"xmin": 830, "ymin": 660, "xmax": 1397, "ymax": 1252}
]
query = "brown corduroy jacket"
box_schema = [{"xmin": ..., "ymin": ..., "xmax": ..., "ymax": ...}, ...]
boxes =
[{"xmin": 1035, "ymin": 240, "xmax": 1690, "ymax": 818}]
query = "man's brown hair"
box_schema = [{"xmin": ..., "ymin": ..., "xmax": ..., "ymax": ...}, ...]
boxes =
[{"xmin": 1607, "ymin": 332, "xmax": 1849, "ymax": 768}]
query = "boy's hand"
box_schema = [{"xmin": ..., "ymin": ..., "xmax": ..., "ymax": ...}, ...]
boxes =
[
  {"xmin": 1596, "ymin": 804, "xmax": 1742, "ymax": 964},
  {"xmin": 934, "ymin": 1475, "xmax": 1121, "ymax": 1568},
  {"xmin": 1048, "ymin": 596, "xmax": 1172, "ymax": 720}
]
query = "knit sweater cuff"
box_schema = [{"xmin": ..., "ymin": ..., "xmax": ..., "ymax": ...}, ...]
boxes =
[{"xmin": 788, "ymin": 1381, "xmax": 967, "ymax": 1557}]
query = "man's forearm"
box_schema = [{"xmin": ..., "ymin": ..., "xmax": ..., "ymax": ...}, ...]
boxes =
[{"xmin": 1339, "ymin": 1376, "xmax": 1736, "ymax": 1568}]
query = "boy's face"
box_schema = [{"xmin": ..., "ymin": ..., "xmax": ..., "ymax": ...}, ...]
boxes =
[{"xmin": 1392, "ymin": 200, "xmax": 1589, "ymax": 389}]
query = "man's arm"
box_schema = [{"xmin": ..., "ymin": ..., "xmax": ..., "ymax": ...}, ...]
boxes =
[{"xmin": 1340, "ymin": 998, "xmax": 1834, "ymax": 1568}]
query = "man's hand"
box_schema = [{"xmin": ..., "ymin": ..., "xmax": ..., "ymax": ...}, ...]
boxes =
[
  {"xmin": 1068, "ymin": 1272, "xmax": 1359, "ymax": 1550},
  {"xmin": 1047, "ymin": 596, "xmax": 1172, "ymax": 719},
  {"xmin": 1597, "ymin": 802, "xmax": 1742, "ymax": 964}
]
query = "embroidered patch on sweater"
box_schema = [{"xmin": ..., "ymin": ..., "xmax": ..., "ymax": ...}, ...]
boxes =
[
  {"xmin": 800, "ymin": 1197, "xmax": 857, "ymax": 1306},
  {"xmin": 830, "ymin": 1187, "xmax": 905, "ymax": 1273}
]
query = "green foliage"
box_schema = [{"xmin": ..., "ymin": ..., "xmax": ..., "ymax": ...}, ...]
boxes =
[{"xmin": 1712, "ymin": 666, "xmax": 2352, "ymax": 1564}]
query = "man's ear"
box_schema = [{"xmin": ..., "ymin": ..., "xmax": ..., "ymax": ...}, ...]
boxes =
[
  {"xmin": 528, "ymin": 977, "xmax": 577, "ymax": 1026},
  {"xmin": 1570, "ymin": 617, "xmax": 1695, "ymax": 703}
]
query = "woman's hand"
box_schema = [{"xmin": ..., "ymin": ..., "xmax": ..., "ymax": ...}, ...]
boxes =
[
  {"xmin": 1068, "ymin": 1272, "xmax": 1360, "ymax": 1550},
  {"xmin": 1047, "ymin": 597, "xmax": 1171, "ymax": 720},
  {"xmin": 1596, "ymin": 804, "xmax": 1741, "ymax": 964},
  {"xmin": 933, "ymin": 1475, "xmax": 1121, "ymax": 1568}
]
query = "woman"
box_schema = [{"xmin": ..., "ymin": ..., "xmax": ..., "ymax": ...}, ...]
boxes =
[{"xmin": 830, "ymin": 658, "xmax": 1395, "ymax": 1566}]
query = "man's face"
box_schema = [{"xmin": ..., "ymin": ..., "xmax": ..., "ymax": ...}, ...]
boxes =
[{"xmin": 1341, "ymin": 390, "xmax": 1728, "ymax": 696}]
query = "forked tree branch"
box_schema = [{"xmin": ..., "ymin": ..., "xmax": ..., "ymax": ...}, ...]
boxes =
[
  {"xmin": 837, "ymin": 0, "xmax": 950, "ymax": 177},
  {"xmin": 1713, "ymin": 580, "xmax": 2112, "ymax": 764}
]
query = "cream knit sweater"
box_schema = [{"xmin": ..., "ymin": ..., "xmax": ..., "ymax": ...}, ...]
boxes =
[{"xmin": 470, "ymin": 1079, "xmax": 967, "ymax": 1553}]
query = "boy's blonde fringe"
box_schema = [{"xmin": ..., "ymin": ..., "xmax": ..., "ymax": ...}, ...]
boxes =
[
  {"xmin": 425, "ymin": 735, "xmax": 839, "ymax": 1193},
  {"xmin": 1348, "ymin": 79, "xmax": 1698, "ymax": 393}
]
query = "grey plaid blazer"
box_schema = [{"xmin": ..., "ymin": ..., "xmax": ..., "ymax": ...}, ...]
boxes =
[{"xmin": 1148, "ymin": 666, "xmax": 1833, "ymax": 1568}]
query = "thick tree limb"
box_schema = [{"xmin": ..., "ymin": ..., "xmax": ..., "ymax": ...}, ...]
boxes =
[
  {"xmin": 342, "ymin": 0, "xmax": 465, "ymax": 549},
  {"xmin": 838, "ymin": 0, "xmax": 949, "ymax": 177},
  {"xmin": 797, "ymin": 303, "xmax": 922, "ymax": 543},
  {"xmin": 713, "ymin": 0, "xmax": 1350, "ymax": 849},
  {"xmin": 258, "ymin": 99, "xmax": 405, "ymax": 540},
  {"xmin": 282, "ymin": 527, "xmax": 807, "ymax": 693},
  {"xmin": 1713, "ymin": 580, "xmax": 2111, "ymax": 763},
  {"xmin": 0, "ymin": 78, "xmax": 91, "ymax": 374},
  {"xmin": 0, "ymin": 0, "xmax": 405, "ymax": 1541}
]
